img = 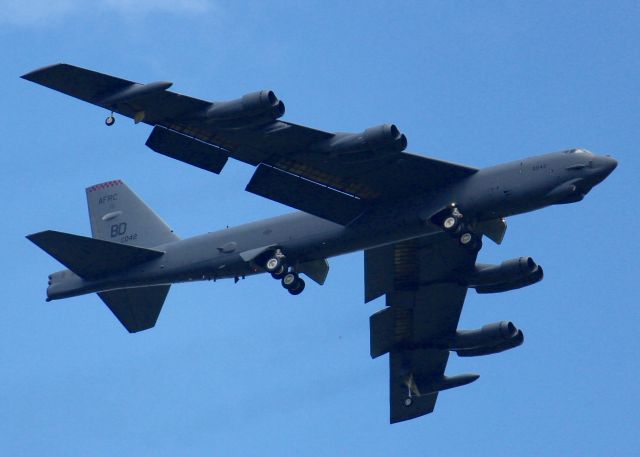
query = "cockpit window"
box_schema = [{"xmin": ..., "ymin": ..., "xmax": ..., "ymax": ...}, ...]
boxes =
[{"xmin": 563, "ymin": 148, "xmax": 590, "ymax": 154}]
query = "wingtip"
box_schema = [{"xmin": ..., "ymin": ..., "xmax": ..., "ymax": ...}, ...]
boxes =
[
  {"xmin": 21, "ymin": 63, "xmax": 66, "ymax": 81},
  {"xmin": 26, "ymin": 231, "xmax": 46, "ymax": 241}
]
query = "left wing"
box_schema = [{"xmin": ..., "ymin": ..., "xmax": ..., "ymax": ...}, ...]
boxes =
[
  {"xmin": 23, "ymin": 64, "xmax": 478, "ymax": 225},
  {"xmin": 366, "ymin": 234, "xmax": 481, "ymax": 423}
]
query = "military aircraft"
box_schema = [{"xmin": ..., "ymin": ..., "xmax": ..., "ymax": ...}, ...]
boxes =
[{"xmin": 23, "ymin": 64, "xmax": 617, "ymax": 423}]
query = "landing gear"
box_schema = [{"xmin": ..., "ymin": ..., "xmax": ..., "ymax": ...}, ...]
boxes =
[
  {"xmin": 442, "ymin": 206, "xmax": 463, "ymax": 233},
  {"xmin": 282, "ymin": 272, "xmax": 305, "ymax": 295},
  {"xmin": 105, "ymin": 112, "xmax": 116, "ymax": 126},
  {"xmin": 262, "ymin": 249, "xmax": 306, "ymax": 295},
  {"xmin": 270, "ymin": 264, "xmax": 287, "ymax": 280},
  {"xmin": 437, "ymin": 205, "xmax": 483, "ymax": 251},
  {"xmin": 403, "ymin": 374, "xmax": 416, "ymax": 407},
  {"xmin": 459, "ymin": 231, "xmax": 482, "ymax": 251},
  {"xmin": 264, "ymin": 249, "xmax": 285, "ymax": 273}
]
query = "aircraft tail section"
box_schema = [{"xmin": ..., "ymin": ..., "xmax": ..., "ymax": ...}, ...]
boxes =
[
  {"xmin": 98, "ymin": 285, "xmax": 170, "ymax": 333},
  {"xmin": 28, "ymin": 179, "xmax": 179, "ymax": 332},
  {"xmin": 86, "ymin": 179, "xmax": 179, "ymax": 247},
  {"xmin": 27, "ymin": 230, "xmax": 164, "ymax": 279}
]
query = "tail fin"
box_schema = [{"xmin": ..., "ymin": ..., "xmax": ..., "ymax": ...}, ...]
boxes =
[
  {"xmin": 86, "ymin": 180, "xmax": 179, "ymax": 247},
  {"xmin": 28, "ymin": 179, "xmax": 178, "ymax": 333}
]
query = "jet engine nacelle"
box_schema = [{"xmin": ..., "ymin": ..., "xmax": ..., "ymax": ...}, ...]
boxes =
[
  {"xmin": 311, "ymin": 124, "xmax": 408, "ymax": 157},
  {"xmin": 203, "ymin": 90, "xmax": 285, "ymax": 128},
  {"xmin": 468, "ymin": 256, "xmax": 543, "ymax": 294},
  {"xmin": 452, "ymin": 321, "xmax": 524, "ymax": 357}
]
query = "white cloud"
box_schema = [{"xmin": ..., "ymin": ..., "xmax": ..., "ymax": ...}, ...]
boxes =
[{"xmin": 0, "ymin": 0, "xmax": 215, "ymax": 26}]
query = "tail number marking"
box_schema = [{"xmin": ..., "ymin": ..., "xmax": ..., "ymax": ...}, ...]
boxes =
[
  {"xmin": 110, "ymin": 222, "xmax": 138, "ymax": 243},
  {"xmin": 111, "ymin": 223, "xmax": 127, "ymax": 237}
]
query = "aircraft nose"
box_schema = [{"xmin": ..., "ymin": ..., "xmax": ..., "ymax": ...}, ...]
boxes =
[{"xmin": 599, "ymin": 155, "xmax": 618, "ymax": 177}]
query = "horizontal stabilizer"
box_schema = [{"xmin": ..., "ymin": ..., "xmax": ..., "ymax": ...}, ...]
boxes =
[
  {"xmin": 99, "ymin": 285, "xmax": 170, "ymax": 333},
  {"xmin": 146, "ymin": 126, "xmax": 229, "ymax": 174},
  {"xmin": 246, "ymin": 164, "xmax": 365, "ymax": 225},
  {"xmin": 26, "ymin": 230, "xmax": 164, "ymax": 279}
]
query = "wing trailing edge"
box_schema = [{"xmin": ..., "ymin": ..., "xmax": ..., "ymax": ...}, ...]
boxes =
[
  {"xmin": 146, "ymin": 126, "xmax": 229, "ymax": 174},
  {"xmin": 246, "ymin": 164, "xmax": 365, "ymax": 225}
]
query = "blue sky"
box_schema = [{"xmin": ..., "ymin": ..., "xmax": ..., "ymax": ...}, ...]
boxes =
[{"xmin": 1, "ymin": 1, "xmax": 638, "ymax": 455}]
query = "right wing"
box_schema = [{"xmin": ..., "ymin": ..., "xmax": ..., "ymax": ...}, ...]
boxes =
[
  {"xmin": 366, "ymin": 234, "xmax": 481, "ymax": 423},
  {"xmin": 23, "ymin": 64, "xmax": 478, "ymax": 225}
]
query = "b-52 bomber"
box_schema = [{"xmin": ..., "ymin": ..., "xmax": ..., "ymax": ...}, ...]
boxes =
[{"xmin": 23, "ymin": 64, "xmax": 617, "ymax": 423}]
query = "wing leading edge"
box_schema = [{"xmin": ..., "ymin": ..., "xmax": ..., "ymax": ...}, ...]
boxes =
[{"xmin": 366, "ymin": 234, "xmax": 481, "ymax": 423}]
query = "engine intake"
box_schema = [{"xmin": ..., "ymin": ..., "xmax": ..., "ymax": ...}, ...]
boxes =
[
  {"xmin": 203, "ymin": 90, "xmax": 285, "ymax": 128},
  {"xmin": 451, "ymin": 321, "xmax": 524, "ymax": 357},
  {"xmin": 311, "ymin": 124, "xmax": 407, "ymax": 158},
  {"xmin": 468, "ymin": 257, "xmax": 543, "ymax": 294}
]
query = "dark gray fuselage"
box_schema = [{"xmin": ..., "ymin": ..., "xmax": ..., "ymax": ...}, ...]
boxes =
[{"xmin": 47, "ymin": 149, "xmax": 616, "ymax": 300}]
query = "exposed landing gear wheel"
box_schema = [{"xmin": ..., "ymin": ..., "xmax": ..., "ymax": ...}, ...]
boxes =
[
  {"xmin": 282, "ymin": 272, "xmax": 299, "ymax": 289},
  {"xmin": 105, "ymin": 113, "xmax": 115, "ymax": 126},
  {"xmin": 460, "ymin": 232, "xmax": 473, "ymax": 245},
  {"xmin": 288, "ymin": 277, "xmax": 305, "ymax": 295},
  {"xmin": 282, "ymin": 272, "xmax": 305, "ymax": 295},
  {"xmin": 443, "ymin": 216, "xmax": 458, "ymax": 230},
  {"xmin": 404, "ymin": 397, "xmax": 413, "ymax": 407},
  {"xmin": 270, "ymin": 265, "xmax": 287, "ymax": 279},
  {"xmin": 442, "ymin": 206, "xmax": 463, "ymax": 232},
  {"xmin": 459, "ymin": 232, "xmax": 482, "ymax": 251},
  {"xmin": 265, "ymin": 256, "xmax": 283, "ymax": 273}
]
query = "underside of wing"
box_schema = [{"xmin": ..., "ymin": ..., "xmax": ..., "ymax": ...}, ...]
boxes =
[
  {"xmin": 23, "ymin": 64, "xmax": 479, "ymax": 224},
  {"xmin": 366, "ymin": 234, "xmax": 482, "ymax": 423}
]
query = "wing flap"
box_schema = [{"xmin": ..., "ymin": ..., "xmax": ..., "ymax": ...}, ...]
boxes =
[
  {"xmin": 146, "ymin": 126, "xmax": 229, "ymax": 174},
  {"xmin": 245, "ymin": 164, "xmax": 365, "ymax": 225}
]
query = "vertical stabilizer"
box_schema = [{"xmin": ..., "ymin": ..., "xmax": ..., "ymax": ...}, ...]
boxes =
[{"xmin": 86, "ymin": 180, "xmax": 179, "ymax": 247}]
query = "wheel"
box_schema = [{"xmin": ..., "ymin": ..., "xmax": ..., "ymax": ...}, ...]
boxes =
[
  {"xmin": 460, "ymin": 233, "xmax": 482, "ymax": 251},
  {"xmin": 270, "ymin": 265, "xmax": 287, "ymax": 280},
  {"xmin": 443, "ymin": 216, "xmax": 458, "ymax": 231},
  {"xmin": 404, "ymin": 397, "xmax": 413, "ymax": 407},
  {"xmin": 105, "ymin": 115, "xmax": 115, "ymax": 126},
  {"xmin": 265, "ymin": 256, "xmax": 282, "ymax": 273},
  {"xmin": 459, "ymin": 232, "xmax": 473, "ymax": 245},
  {"xmin": 281, "ymin": 272, "xmax": 299, "ymax": 289},
  {"xmin": 442, "ymin": 207, "xmax": 463, "ymax": 232},
  {"xmin": 288, "ymin": 278, "xmax": 305, "ymax": 295}
]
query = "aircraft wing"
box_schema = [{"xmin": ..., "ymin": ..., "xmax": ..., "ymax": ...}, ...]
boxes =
[
  {"xmin": 366, "ymin": 233, "xmax": 481, "ymax": 423},
  {"xmin": 23, "ymin": 64, "xmax": 478, "ymax": 225}
]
